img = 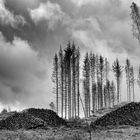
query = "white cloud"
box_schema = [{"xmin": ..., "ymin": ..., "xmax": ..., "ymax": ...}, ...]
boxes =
[
  {"xmin": 0, "ymin": 32, "xmax": 53, "ymax": 109},
  {"xmin": 30, "ymin": 1, "xmax": 64, "ymax": 30},
  {"xmin": 70, "ymin": 0, "xmax": 108, "ymax": 7},
  {"xmin": 0, "ymin": 0, "xmax": 26, "ymax": 28}
]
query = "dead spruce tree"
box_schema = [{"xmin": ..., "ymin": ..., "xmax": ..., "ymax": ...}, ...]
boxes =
[
  {"xmin": 95, "ymin": 55, "xmax": 100, "ymax": 110},
  {"xmin": 83, "ymin": 53, "xmax": 90, "ymax": 117},
  {"xmin": 137, "ymin": 67, "xmax": 140, "ymax": 88},
  {"xmin": 99, "ymin": 55, "xmax": 104, "ymax": 108},
  {"xmin": 90, "ymin": 52, "xmax": 96, "ymax": 113},
  {"xmin": 64, "ymin": 43, "xmax": 73, "ymax": 119},
  {"xmin": 64, "ymin": 53, "xmax": 68, "ymax": 119},
  {"xmin": 110, "ymin": 81, "xmax": 116, "ymax": 107},
  {"xmin": 105, "ymin": 58, "xmax": 110, "ymax": 84},
  {"xmin": 130, "ymin": 66, "xmax": 135, "ymax": 102},
  {"xmin": 112, "ymin": 59, "xmax": 123, "ymax": 104},
  {"xmin": 76, "ymin": 47, "xmax": 80, "ymax": 117},
  {"xmin": 130, "ymin": 2, "xmax": 140, "ymax": 44},
  {"xmin": 59, "ymin": 47, "xmax": 64, "ymax": 118},
  {"xmin": 71, "ymin": 43, "xmax": 76, "ymax": 118},
  {"xmin": 52, "ymin": 54, "xmax": 59, "ymax": 114},
  {"xmin": 125, "ymin": 59, "xmax": 131, "ymax": 102}
]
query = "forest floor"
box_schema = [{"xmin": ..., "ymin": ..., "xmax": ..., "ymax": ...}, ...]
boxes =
[{"xmin": 1, "ymin": 125, "xmax": 140, "ymax": 140}]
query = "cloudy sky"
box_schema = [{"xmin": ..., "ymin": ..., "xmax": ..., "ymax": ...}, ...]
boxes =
[{"xmin": 0, "ymin": 0, "xmax": 140, "ymax": 112}]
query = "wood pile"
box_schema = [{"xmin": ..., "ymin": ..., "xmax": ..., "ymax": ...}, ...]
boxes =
[
  {"xmin": 91, "ymin": 102, "xmax": 140, "ymax": 128},
  {"xmin": 0, "ymin": 108, "xmax": 66, "ymax": 130}
]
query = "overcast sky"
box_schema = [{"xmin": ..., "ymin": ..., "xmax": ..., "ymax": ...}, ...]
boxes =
[{"xmin": 0, "ymin": 0, "xmax": 140, "ymax": 112}]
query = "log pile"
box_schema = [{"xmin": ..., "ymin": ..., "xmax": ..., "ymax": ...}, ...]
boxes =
[
  {"xmin": 91, "ymin": 102, "xmax": 140, "ymax": 128},
  {"xmin": 0, "ymin": 112, "xmax": 44, "ymax": 130},
  {"xmin": 0, "ymin": 108, "xmax": 66, "ymax": 130},
  {"xmin": 23, "ymin": 108, "xmax": 66, "ymax": 126}
]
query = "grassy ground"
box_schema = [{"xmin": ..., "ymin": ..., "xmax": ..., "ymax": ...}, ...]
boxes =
[{"xmin": 1, "ymin": 126, "xmax": 140, "ymax": 140}]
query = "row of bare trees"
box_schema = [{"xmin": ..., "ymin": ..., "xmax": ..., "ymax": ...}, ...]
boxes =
[
  {"xmin": 52, "ymin": 42, "xmax": 80, "ymax": 119},
  {"xmin": 82, "ymin": 53, "xmax": 123, "ymax": 117},
  {"xmin": 52, "ymin": 42, "xmax": 138, "ymax": 119},
  {"xmin": 51, "ymin": 2, "xmax": 140, "ymax": 119}
]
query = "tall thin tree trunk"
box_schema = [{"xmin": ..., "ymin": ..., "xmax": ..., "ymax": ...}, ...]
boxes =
[
  {"xmin": 72, "ymin": 46, "xmax": 76, "ymax": 118},
  {"xmin": 117, "ymin": 77, "xmax": 120, "ymax": 103},
  {"xmin": 128, "ymin": 79, "xmax": 131, "ymax": 102},
  {"xmin": 77, "ymin": 70, "xmax": 80, "ymax": 117},
  {"xmin": 77, "ymin": 52, "xmax": 80, "ymax": 117},
  {"xmin": 101, "ymin": 72, "xmax": 103, "ymax": 108},
  {"xmin": 133, "ymin": 82, "xmax": 135, "ymax": 102},
  {"xmin": 92, "ymin": 84, "xmax": 96, "ymax": 113},
  {"xmin": 68, "ymin": 59, "xmax": 71, "ymax": 119},
  {"xmin": 56, "ymin": 76, "xmax": 58, "ymax": 114},
  {"xmin": 64, "ymin": 70, "xmax": 67, "ymax": 119}
]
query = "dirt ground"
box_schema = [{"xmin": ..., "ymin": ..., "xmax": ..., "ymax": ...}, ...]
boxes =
[{"xmin": 0, "ymin": 126, "xmax": 140, "ymax": 140}]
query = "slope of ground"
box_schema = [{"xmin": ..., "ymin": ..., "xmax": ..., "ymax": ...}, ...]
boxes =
[
  {"xmin": 92, "ymin": 101, "xmax": 129, "ymax": 117},
  {"xmin": 91, "ymin": 102, "xmax": 140, "ymax": 128}
]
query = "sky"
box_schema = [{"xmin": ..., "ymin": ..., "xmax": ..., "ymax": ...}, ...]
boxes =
[{"xmin": 0, "ymin": 0, "xmax": 140, "ymax": 112}]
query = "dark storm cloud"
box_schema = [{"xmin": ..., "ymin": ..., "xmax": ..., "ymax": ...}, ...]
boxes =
[
  {"xmin": 1, "ymin": 0, "xmax": 72, "ymax": 59},
  {"xmin": 0, "ymin": 0, "xmax": 26, "ymax": 28}
]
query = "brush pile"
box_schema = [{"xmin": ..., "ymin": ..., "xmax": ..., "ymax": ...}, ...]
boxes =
[
  {"xmin": 91, "ymin": 102, "xmax": 140, "ymax": 128},
  {"xmin": 0, "ymin": 108, "xmax": 66, "ymax": 130}
]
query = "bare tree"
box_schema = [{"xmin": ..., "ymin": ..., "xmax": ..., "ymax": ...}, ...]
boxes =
[
  {"xmin": 83, "ymin": 53, "xmax": 90, "ymax": 117},
  {"xmin": 110, "ymin": 81, "xmax": 116, "ymax": 107},
  {"xmin": 59, "ymin": 47, "xmax": 64, "ymax": 118},
  {"xmin": 99, "ymin": 55, "xmax": 104, "ymax": 108},
  {"xmin": 130, "ymin": 2, "xmax": 140, "ymax": 44},
  {"xmin": 112, "ymin": 59, "xmax": 123, "ymax": 104},
  {"xmin": 125, "ymin": 59, "xmax": 131, "ymax": 102},
  {"xmin": 64, "ymin": 42, "xmax": 73, "ymax": 119},
  {"xmin": 137, "ymin": 67, "xmax": 140, "ymax": 88},
  {"xmin": 106, "ymin": 80, "xmax": 111, "ymax": 108},
  {"xmin": 130, "ymin": 66, "xmax": 135, "ymax": 102},
  {"xmin": 52, "ymin": 54, "xmax": 59, "ymax": 114},
  {"xmin": 105, "ymin": 58, "xmax": 110, "ymax": 84},
  {"xmin": 76, "ymin": 47, "xmax": 80, "ymax": 117},
  {"xmin": 64, "ymin": 53, "xmax": 68, "ymax": 119},
  {"xmin": 103, "ymin": 85, "xmax": 107, "ymax": 108},
  {"xmin": 90, "ymin": 53, "xmax": 96, "ymax": 113},
  {"xmin": 95, "ymin": 55, "xmax": 100, "ymax": 110},
  {"xmin": 71, "ymin": 42, "xmax": 76, "ymax": 118}
]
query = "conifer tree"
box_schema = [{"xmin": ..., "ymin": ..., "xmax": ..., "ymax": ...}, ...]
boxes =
[
  {"xmin": 83, "ymin": 53, "xmax": 90, "ymax": 117},
  {"xmin": 112, "ymin": 59, "xmax": 123, "ymax": 104},
  {"xmin": 52, "ymin": 54, "xmax": 59, "ymax": 114},
  {"xmin": 99, "ymin": 55, "xmax": 104, "ymax": 108},
  {"xmin": 125, "ymin": 59, "xmax": 131, "ymax": 102},
  {"xmin": 130, "ymin": 2, "xmax": 140, "ymax": 44},
  {"xmin": 130, "ymin": 66, "xmax": 135, "ymax": 102}
]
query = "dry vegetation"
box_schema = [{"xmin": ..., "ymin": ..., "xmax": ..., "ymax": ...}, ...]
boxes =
[
  {"xmin": 1, "ymin": 103, "xmax": 140, "ymax": 140},
  {"xmin": 1, "ymin": 126, "xmax": 140, "ymax": 140}
]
